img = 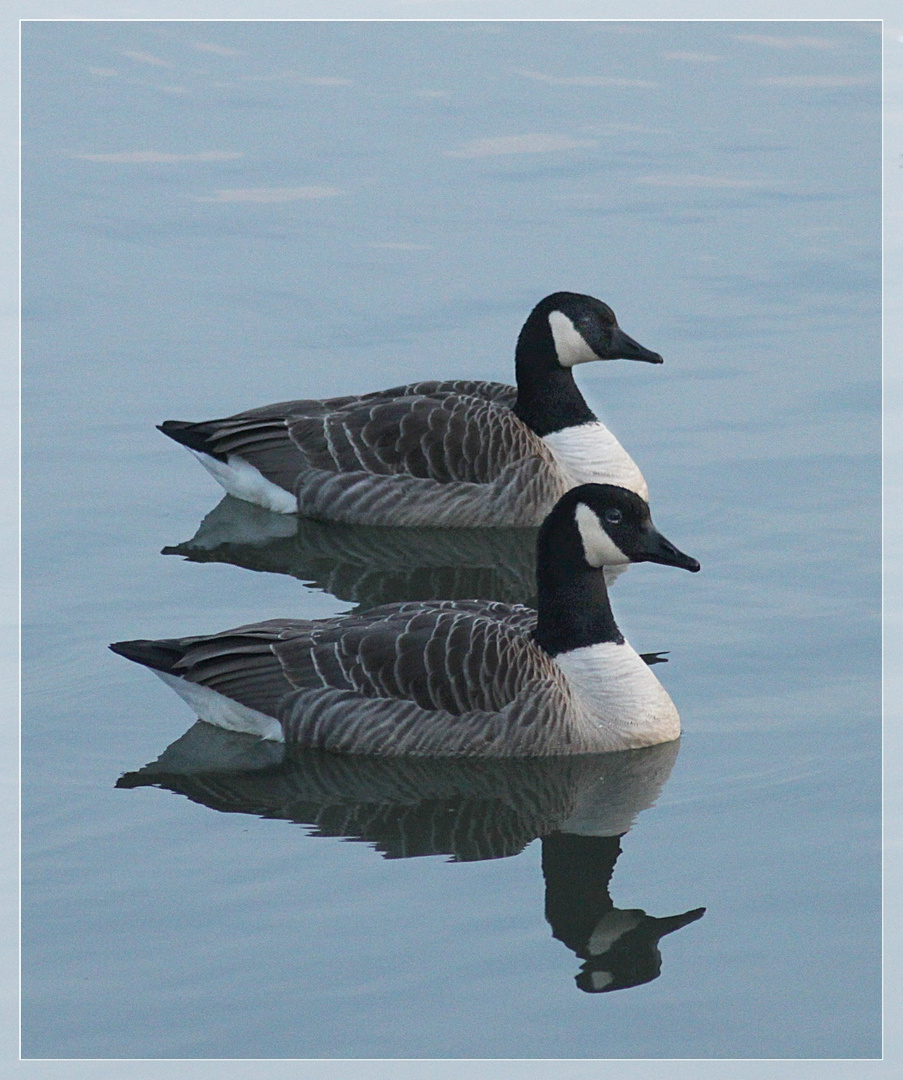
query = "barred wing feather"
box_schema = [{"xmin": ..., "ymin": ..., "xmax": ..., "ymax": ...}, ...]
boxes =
[
  {"xmin": 286, "ymin": 390, "xmax": 539, "ymax": 483},
  {"xmin": 293, "ymin": 452, "xmax": 569, "ymax": 527},
  {"xmin": 182, "ymin": 380, "xmax": 519, "ymax": 480}
]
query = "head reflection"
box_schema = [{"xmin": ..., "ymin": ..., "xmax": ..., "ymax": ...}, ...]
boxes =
[{"xmin": 542, "ymin": 832, "xmax": 705, "ymax": 993}]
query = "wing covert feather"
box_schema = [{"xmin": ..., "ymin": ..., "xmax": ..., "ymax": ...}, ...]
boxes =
[{"xmin": 286, "ymin": 392, "xmax": 544, "ymax": 485}]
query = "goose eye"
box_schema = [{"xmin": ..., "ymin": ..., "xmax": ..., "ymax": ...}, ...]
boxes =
[{"xmin": 604, "ymin": 508, "xmax": 623, "ymax": 525}]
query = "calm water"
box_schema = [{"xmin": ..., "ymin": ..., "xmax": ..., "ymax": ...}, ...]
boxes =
[{"xmin": 21, "ymin": 21, "xmax": 881, "ymax": 1058}]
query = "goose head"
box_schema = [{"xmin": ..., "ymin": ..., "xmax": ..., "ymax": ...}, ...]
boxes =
[
  {"xmin": 513, "ymin": 293, "xmax": 663, "ymax": 436},
  {"xmin": 532, "ymin": 485, "xmax": 698, "ymax": 658},
  {"xmin": 539, "ymin": 484, "xmax": 700, "ymax": 573},
  {"xmin": 518, "ymin": 292, "xmax": 664, "ymax": 372}
]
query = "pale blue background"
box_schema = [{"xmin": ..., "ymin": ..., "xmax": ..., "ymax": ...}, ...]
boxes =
[{"xmin": 8, "ymin": 6, "xmax": 903, "ymax": 1080}]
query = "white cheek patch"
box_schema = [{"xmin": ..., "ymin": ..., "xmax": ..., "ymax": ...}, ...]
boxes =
[
  {"xmin": 575, "ymin": 503, "xmax": 629, "ymax": 566},
  {"xmin": 586, "ymin": 910, "xmax": 645, "ymax": 956},
  {"xmin": 588, "ymin": 970, "xmax": 615, "ymax": 991},
  {"xmin": 548, "ymin": 310, "xmax": 602, "ymax": 367}
]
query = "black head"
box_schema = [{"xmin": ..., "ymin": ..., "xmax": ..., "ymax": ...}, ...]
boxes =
[
  {"xmin": 540, "ymin": 484, "xmax": 700, "ymax": 573},
  {"xmin": 575, "ymin": 906, "xmax": 707, "ymax": 993},
  {"xmin": 513, "ymin": 292, "xmax": 662, "ymax": 437},
  {"xmin": 520, "ymin": 292, "xmax": 664, "ymax": 370},
  {"xmin": 533, "ymin": 485, "xmax": 698, "ymax": 655}
]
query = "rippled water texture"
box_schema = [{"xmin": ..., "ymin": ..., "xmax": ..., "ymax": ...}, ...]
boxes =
[{"xmin": 21, "ymin": 20, "xmax": 881, "ymax": 1058}]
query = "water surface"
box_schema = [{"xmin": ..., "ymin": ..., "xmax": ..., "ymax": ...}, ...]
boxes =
[{"xmin": 21, "ymin": 20, "xmax": 881, "ymax": 1059}]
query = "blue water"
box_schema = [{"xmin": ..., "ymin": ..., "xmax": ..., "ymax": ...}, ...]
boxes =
[{"xmin": 21, "ymin": 20, "xmax": 881, "ymax": 1058}]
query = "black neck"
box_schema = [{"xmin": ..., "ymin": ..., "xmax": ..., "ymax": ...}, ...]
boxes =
[
  {"xmin": 532, "ymin": 512, "xmax": 624, "ymax": 656},
  {"xmin": 512, "ymin": 316, "xmax": 597, "ymax": 437},
  {"xmin": 542, "ymin": 833, "xmax": 622, "ymax": 952}
]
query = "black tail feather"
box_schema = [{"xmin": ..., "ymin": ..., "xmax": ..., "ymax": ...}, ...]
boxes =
[
  {"xmin": 109, "ymin": 638, "xmax": 185, "ymax": 674},
  {"xmin": 158, "ymin": 420, "xmax": 227, "ymax": 460}
]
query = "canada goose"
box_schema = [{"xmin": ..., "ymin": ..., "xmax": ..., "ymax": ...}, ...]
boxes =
[
  {"xmin": 158, "ymin": 293, "xmax": 663, "ymax": 526},
  {"xmin": 110, "ymin": 483, "xmax": 699, "ymax": 755}
]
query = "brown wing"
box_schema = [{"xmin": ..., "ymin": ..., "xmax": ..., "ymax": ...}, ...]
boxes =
[
  {"xmin": 161, "ymin": 381, "xmax": 530, "ymax": 490},
  {"xmin": 272, "ymin": 603, "xmax": 545, "ymax": 712}
]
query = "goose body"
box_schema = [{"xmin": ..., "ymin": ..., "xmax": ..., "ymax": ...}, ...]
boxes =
[
  {"xmin": 111, "ymin": 485, "xmax": 699, "ymax": 756},
  {"xmin": 159, "ymin": 293, "xmax": 663, "ymax": 526}
]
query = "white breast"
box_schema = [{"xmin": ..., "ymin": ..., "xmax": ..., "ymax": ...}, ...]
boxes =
[
  {"xmin": 542, "ymin": 422, "xmax": 649, "ymax": 500},
  {"xmin": 553, "ymin": 640, "xmax": 680, "ymax": 750}
]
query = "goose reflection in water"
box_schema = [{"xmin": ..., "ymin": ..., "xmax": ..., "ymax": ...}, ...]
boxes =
[
  {"xmin": 162, "ymin": 494, "xmax": 632, "ymax": 610},
  {"xmin": 117, "ymin": 727, "xmax": 704, "ymax": 993}
]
